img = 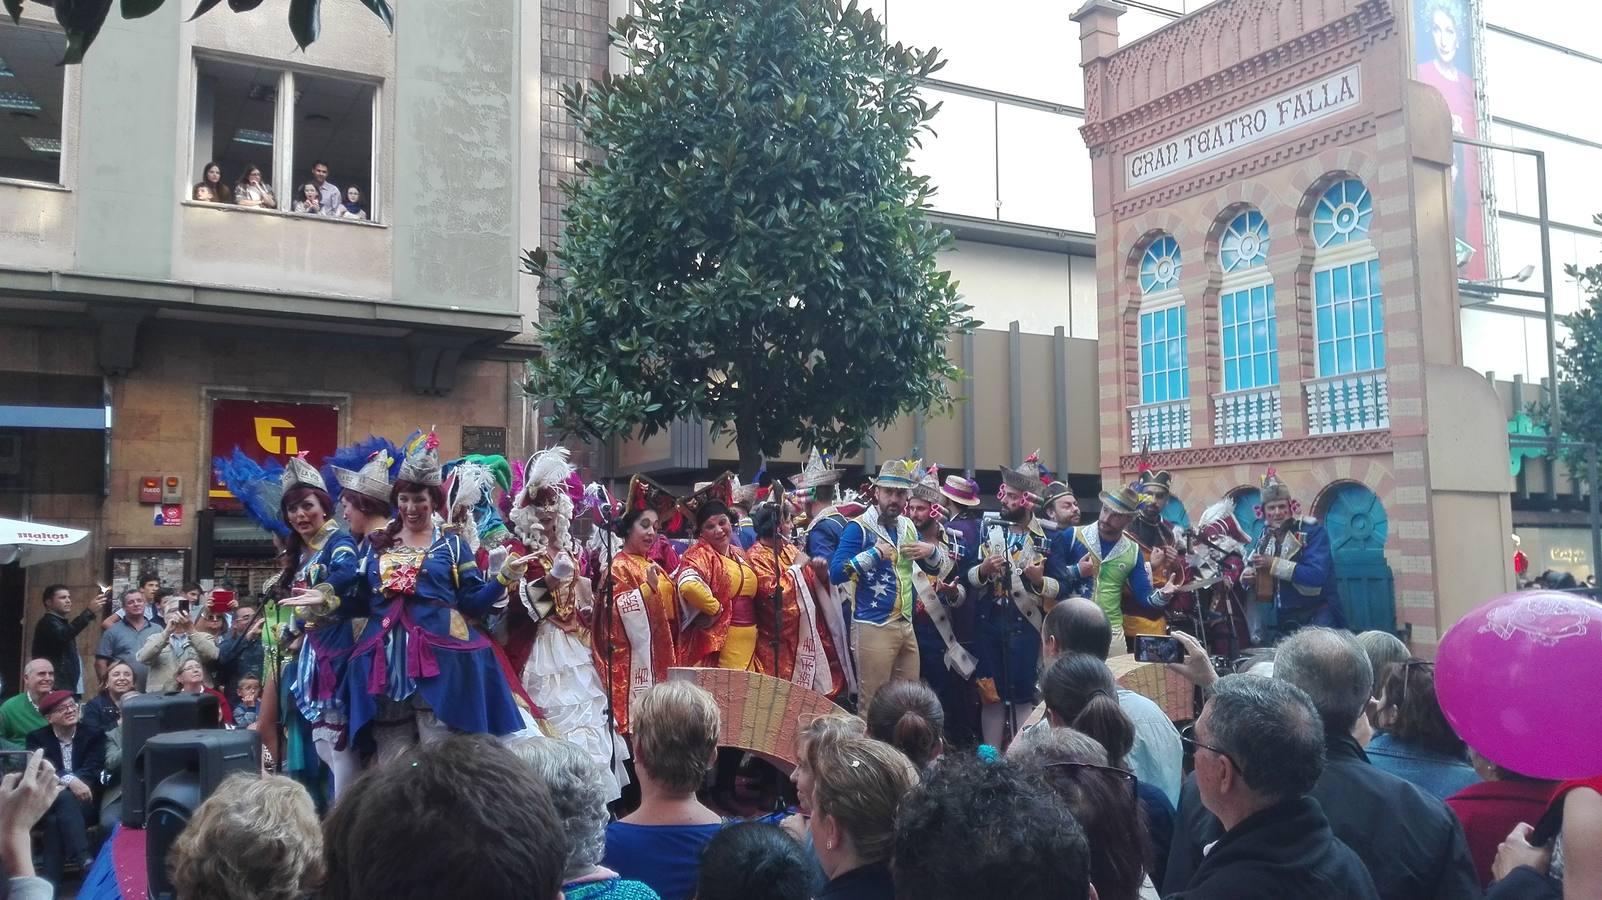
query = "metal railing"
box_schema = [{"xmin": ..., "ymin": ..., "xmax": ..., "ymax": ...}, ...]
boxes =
[
  {"xmin": 1213, "ymin": 388, "xmax": 1284, "ymax": 445},
  {"xmin": 1129, "ymin": 399, "xmax": 1192, "ymax": 451},
  {"xmin": 1305, "ymin": 372, "xmax": 1389, "ymax": 435}
]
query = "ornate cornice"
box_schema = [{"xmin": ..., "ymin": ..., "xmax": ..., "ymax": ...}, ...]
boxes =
[{"xmin": 1115, "ymin": 428, "xmax": 1392, "ymax": 473}]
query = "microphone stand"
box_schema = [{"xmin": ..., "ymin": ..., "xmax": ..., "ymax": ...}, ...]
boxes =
[{"xmin": 598, "ymin": 500, "xmax": 617, "ymax": 747}]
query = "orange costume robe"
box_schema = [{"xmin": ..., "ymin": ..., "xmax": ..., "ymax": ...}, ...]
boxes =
[
  {"xmin": 745, "ymin": 541, "xmax": 843, "ymax": 698},
  {"xmin": 675, "ymin": 540, "xmax": 759, "ymax": 669},
  {"xmin": 594, "ymin": 551, "xmax": 678, "ymax": 734}
]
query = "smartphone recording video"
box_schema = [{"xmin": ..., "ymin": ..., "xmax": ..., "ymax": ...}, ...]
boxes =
[{"xmin": 1134, "ymin": 634, "xmax": 1185, "ymax": 664}]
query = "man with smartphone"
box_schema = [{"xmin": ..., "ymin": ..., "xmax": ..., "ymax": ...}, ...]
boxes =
[{"xmin": 31, "ymin": 585, "xmax": 107, "ymax": 697}]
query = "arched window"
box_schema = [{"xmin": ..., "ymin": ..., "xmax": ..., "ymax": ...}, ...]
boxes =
[
  {"xmin": 1133, "ymin": 233, "xmax": 1190, "ymax": 450},
  {"xmin": 1138, "ymin": 235, "xmax": 1186, "ymax": 407},
  {"xmin": 1218, "ymin": 210, "xmax": 1276, "ymax": 393},
  {"xmin": 1310, "ymin": 179, "xmax": 1383, "ymax": 377},
  {"xmin": 1307, "ymin": 177, "xmax": 1387, "ymax": 434}
]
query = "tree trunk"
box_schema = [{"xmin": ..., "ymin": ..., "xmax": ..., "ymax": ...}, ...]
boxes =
[{"xmin": 734, "ymin": 428, "xmax": 765, "ymax": 484}]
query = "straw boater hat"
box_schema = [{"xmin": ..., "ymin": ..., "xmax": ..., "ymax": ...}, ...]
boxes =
[
  {"xmin": 1099, "ymin": 483, "xmax": 1143, "ymax": 516},
  {"xmin": 939, "ymin": 474, "xmax": 980, "ymax": 507},
  {"xmin": 999, "ymin": 450, "xmax": 1046, "ymax": 497},
  {"xmin": 790, "ymin": 447, "xmax": 843, "ymax": 490},
  {"xmin": 870, "ymin": 458, "xmax": 921, "ymax": 490}
]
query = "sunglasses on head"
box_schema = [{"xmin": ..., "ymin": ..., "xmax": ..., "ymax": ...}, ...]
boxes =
[{"xmin": 1043, "ymin": 761, "xmax": 1139, "ymax": 805}]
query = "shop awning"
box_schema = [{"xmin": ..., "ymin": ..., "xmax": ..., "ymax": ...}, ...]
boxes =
[{"xmin": 0, "ymin": 517, "xmax": 92, "ymax": 567}]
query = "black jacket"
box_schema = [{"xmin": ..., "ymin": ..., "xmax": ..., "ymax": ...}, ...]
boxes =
[
  {"xmin": 216, "ymin": 631, "xmax": 264, "ymax": 697},
  {"xmin": 25, "ymin": 723, "xmax": 107, "ymax": 794},
  {"xmin": 31, "ymin": 610, "xmax": 96, "ymax": 694},
  {"xmin": 1165, "ymin": 795, "xmax": 1378, "ymax": 899},
  {"xmin": 1165, "ymin": 734, "xmax": 1481, "ymax": 900}
]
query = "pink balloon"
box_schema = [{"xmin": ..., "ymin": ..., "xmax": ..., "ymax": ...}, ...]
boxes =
[{"xmin": 1436, "ymin": 591, "xmax": 1602, "ymax": 780}]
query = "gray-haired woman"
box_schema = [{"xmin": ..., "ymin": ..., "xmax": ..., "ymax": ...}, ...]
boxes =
[{"xmin": 507, "ymin": 737, "xmax": 661, "ymax": 899}]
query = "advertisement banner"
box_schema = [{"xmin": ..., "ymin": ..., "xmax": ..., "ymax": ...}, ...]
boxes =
[
  {"xmin": 208, "ymin": 399, "xmax": 340, "ymax": 509},
  {"xmin": 1413, "ymin": 0, "xmax": 1488, "ymax": 280}
]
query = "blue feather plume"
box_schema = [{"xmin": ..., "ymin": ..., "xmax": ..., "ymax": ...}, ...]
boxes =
[{"xmin": 213, "ymin": 449, "xmax": 290, "ymax": 539}]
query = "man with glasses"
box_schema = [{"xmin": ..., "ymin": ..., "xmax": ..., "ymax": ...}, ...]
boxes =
[
  {"xmin": 1171, "ymin": 675, "xmax": 1377, "ymax": 898},
  {"xmin": 27, "ymin": 689, "xmax": 106, "ymax": 883},
  {"xmin": 1165, "ymin": 627, "xmax": 1480, "ymax": 900}
]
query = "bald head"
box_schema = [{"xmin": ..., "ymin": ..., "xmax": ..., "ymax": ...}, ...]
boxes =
[
  {"xmin": 1273, "ymin": 627, "xmax": 1373, "ymax": 737},
  {"xmin": 1043, "ymin": 598, "xmax": 1114, "ymax": 662}
]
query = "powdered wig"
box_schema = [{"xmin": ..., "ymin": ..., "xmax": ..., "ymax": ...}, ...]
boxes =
[
  {"xmin": 507, "ymin": 737, "xmax": 611, "ymax": 880},
  {"xmin": 170, "ymin": 773, "xmax": 324, "ymax": 900}
]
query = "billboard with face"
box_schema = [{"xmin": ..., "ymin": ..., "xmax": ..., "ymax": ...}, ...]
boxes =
[{"xmin": 1414, "ymin": 0, "xmax": 1487, "ymax": 280}]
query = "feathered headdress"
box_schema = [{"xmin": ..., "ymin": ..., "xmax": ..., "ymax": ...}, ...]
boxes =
[
  {"xmin": 511, "ymin": 446, "xmax": 578, "ymax": 549},
  {"xmin": 444, "ymin": 456, "xmax": 510, "ymax": 551},
  {"xmin": 323, "ymin": 435, "xmax": 403, "ymax": 506},
  {"xmin": 213, "ymin": 449, "xmax": 290, "ymax": 539},
  {"xmin": 397, "ymin": 431, "xmax": 442, "ymax": 486}
]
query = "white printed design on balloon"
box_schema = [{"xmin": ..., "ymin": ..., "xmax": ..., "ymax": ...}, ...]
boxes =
[{"xmin": 1479, "ymin": 596, "xmax": 1593, "ymax": 645}]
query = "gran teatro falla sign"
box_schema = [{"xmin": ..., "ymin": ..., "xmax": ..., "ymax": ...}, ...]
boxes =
[{"xmin": 1125, "ymin": 65, "xmax": 1362, "ymax": 190}]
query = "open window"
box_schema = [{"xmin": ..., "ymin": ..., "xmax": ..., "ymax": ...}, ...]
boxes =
[{"xmin": 191, "ymin": 56, "xmax": 378, "ymax": 220}]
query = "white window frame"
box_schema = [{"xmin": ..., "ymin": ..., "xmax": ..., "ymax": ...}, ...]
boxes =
[
  {"xmin": 187, "ymin": 53, "xmax": 384, "ymax": 224},
  {"xmin": 1311, "ymin": 238, "xmax": 1384, "ymax": 378},
  {"xmin": 1218, "ymin": 268, "xmax": 1277, "ymax": 393},
  {"xmin": 1138, "ymin": 291, "xmax": 1188, "ymax": 405},
  {"xmin": 0, "ymin": 19, "xmax": 74, "ymax": 191}
]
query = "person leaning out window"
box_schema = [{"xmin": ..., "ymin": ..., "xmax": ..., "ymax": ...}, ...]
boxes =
[
  {"xmin": 337, "ymin": 186, "xmax": 368, "ymax": 220},
  {"xmin": 234, "ymin": 165, "xmax": 276, "ymax": 209},
  {"xmin": 198, "ymin": 161, "xmax": 233, "ymax": 204}
]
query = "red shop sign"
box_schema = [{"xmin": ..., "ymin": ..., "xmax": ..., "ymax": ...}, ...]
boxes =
[{"xmin": 209, "ymin": 399, "xmax": 340, "ymax": 509}]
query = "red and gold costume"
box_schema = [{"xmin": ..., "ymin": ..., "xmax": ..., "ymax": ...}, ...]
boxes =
[
  {"xmin": 676, "ymin": 540, "xmax": 759, "ymax": 669},
  {"xmin": 596, "ymin": 550, "xmax": 678, "ymax": 733},
  {"xmin": 746, "ymin": 539, "xmax": 840, "ymax": 697}
]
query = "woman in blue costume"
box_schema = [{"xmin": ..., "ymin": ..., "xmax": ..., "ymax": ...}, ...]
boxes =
[
  {"xmin": 343, "ymin": 433, "xmax": 532, "ymax": 763},
  {"xmin": 217, "ymin": 450, "xmax": 361, "ymax": 803}
]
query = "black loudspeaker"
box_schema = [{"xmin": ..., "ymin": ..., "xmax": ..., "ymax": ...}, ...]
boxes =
[
  {"xmin": 121, "ymin": 692, "xmax": 221, "ymax": 828},
  {"xmin": 144, "ymin": 729, "xmax": 260, "ymax": 900}
]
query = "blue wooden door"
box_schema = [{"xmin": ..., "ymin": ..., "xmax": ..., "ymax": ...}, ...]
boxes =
[{"xmin": 1320, "ymin": 483, "xmax": 1396, "ymax": 633}]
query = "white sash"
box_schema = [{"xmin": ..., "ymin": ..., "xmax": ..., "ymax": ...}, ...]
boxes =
[
  {"xmin": 988, "ymin": 525, "xmax": 1045, "ymax": 633},
  {"xmin": 815, "ymin": 579, "xmax": 858, "ymax": 695},
  {"xmin": 911, "ymin": 561, "xmax": 978, "ymax": 679},
  {"xmin": 787, "ymin": 563, "xmax": 834, "ymax": 695},
  {"xmin": 614, "ymin": 586, "xmax": 655, "ymax": 715}
]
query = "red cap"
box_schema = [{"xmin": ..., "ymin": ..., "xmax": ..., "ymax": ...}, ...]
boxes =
[{"xmin": 38, "ymin": 690, "xmax": 75, "ymax": 715}]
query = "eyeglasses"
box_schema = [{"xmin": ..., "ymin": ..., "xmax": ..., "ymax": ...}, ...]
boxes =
[
  {"xmin": 1397, "ymin": 659, "xmax": 1435, "ymax": 710},
  {"xmin": 1043, "ymin": 761, "xmax": 1139, "ymax": 807},
  {"xmin": 1180, "ymin": 724, "xmax": 1244, "ymax": 776}
]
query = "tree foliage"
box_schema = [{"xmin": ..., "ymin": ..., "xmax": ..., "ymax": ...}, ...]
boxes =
[
  {"xmin": 524, "ymin": 0, "xmax": 975, "ymax": 477},
  {"xmin": 5, "ymin": 0, "xmax": 392, "ymax": 65},
  {"xmin": 1551, "ymin": 212, "xmax": 1602, "ymax": 480}
]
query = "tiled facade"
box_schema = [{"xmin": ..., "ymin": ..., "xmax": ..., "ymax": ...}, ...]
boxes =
[{"xmin": 1074, "ymin": 0, "xmax": 1515, "ymax": 648}]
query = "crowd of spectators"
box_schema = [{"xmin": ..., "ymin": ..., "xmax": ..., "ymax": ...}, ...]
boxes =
[
  {"xmin": 191, "ymin": 160, "xmax": 367, "ymax": 220},
  {"xmin": 0, "ymin": 576, "xmax": 1598, "ymax": 900}
]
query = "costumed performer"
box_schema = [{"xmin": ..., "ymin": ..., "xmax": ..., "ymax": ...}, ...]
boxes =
[
  {"xmin": 675, "ymin": 474, "xmax": 762, "ymax": 670},
  {"xmin": 1242, "ymin": 469, "xmax": 1343, "ymax": 636},
  {"xmin": 907, "ymin": 467, "xmax": 977, "ymax": 724},
  {"xmin": 595, "ymin": 475, "xmax": 681, "ymax": 735},
  {"xmin": 745, "ymin": 498, "xmax": 836, "ymax": 697},
  {"xmin": 829, "ymin": 458, "xmax": 950, "ymax": 714},
  {"xmin": 1046, "ymin": 482, "xmax": 1174, "ymax": 656},
  {"xmin": 219, "ymin": 450, "xmax": 361, "ymax": 800},
  {"xmin": 729, "ymin": 479, "xmax": 760, "ymax": 550},
  {"xmin": 967, "ymin": 451, "xmax": 1058, "ymax": 749},
  {"xmin": 792, "ymin": 448, "xmax": 858, "ymax": 700},
  {"xmin": 342, "ymin": 432, "xmax": 530, "ymax": 763},
  {"xmin": 1124, "ymin": 464, "xmax": 1185, "ymax": 641},
  {"xmin": 507, "ymin": 447, "xmax": 622, "ymax": 793},
  {"xmin": 442, "ymin": 455, "xmax": 549, "ymax": 735}
]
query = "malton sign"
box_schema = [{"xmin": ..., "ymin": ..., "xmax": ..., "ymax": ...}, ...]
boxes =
[{"xmin": 1125, "ymin": 65, "xmax": 1362, "ymax": 190}]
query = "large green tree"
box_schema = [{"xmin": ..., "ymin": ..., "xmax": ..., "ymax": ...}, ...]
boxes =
[
  {"xmin": 524, "ymin": 0, "xmax": 974, "ymax": 479},
  {"xmin": 6, "ymin": 0, "xmax": 392, "ymax": 64},
  {"xmin": 1552, "ymin": 213, "xmax": 1602, "ymax": 480}
]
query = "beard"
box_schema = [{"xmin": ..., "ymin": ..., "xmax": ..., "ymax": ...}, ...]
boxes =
[{"xmin": 1000, "ymin": 504, "xmax": 1030, "ymax": 523}]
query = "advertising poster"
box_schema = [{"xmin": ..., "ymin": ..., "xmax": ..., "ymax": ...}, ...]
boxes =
[
  {"xmin": 1414, "ymin": 0, "xmax": 1488, "ymax": 280},
  {"xmin": 208, "ymin": 398, "xmax": 340, "ymax": 509}
]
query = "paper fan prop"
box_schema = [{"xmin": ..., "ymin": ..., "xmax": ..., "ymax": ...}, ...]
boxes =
[
  {"xmin": 1107, "ymin": 654, "xmax": 1194, "ymax": 722},
  {"xmin": 667, "ymin": 667, "xmax": 842, "ymax": 770}
]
